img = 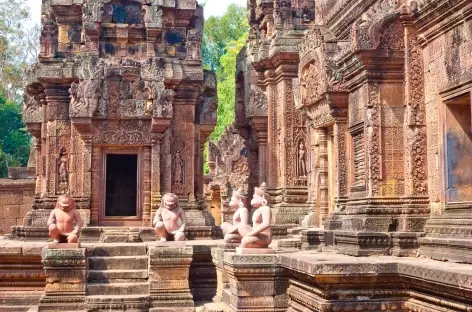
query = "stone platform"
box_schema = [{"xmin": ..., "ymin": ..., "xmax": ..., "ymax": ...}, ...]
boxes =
[{"xmin": 2, "ymin": 237, "xmax": 472, "ymax": 311}]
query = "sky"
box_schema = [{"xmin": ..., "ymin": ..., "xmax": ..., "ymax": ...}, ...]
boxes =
[{"xmin": 25, "ymin": 0, "xmax": 246, "ymax": 25}]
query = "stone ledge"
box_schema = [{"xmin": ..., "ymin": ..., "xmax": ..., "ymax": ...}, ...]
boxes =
[{"xmin": 278, "ymin": 251, "xmax": 472, "ymax": 290}]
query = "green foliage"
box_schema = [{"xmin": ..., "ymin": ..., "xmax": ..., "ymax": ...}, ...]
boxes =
[
  {"xmin": 210, "ymin": 34, "xmax": 247, "ymax": 141},
  {"xmin": 201, "ymin": 3, "xmax": 248, "ymax": 172},
  {"xmin": 0, "ymin": 93, "xmax": 31, "ymax": 173},
  {"xmin": 202, "ymin": 4, "xmax": 248, "ymax": 71},
  {"xmin": 0, "ymin": 0, "xmax": 37, "ymax": 175},
  {"xmin": 0, "ymin": 0, "xmax": 39, "ymax": 101}
]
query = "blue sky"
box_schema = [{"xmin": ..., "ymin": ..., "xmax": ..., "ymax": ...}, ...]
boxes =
[{"xmin": 26, "ymin": 0, "xmax": 246, "ymax": 25}]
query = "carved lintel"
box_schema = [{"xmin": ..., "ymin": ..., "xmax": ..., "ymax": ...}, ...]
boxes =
[
  {"xmin": 151, "ymin": 118, "xmax": 171, "ymax": 133},
  {"xmin": 26, "ymin": 123, "xmax": 42, "ymax": 139},
  {"xmin": 71, "ymin": 117, "xmax": 93, "ymax": 135}
]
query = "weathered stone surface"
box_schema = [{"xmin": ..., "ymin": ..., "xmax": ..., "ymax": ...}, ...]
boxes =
[
  {"xmin": 38, "ymin": 247, "xmax": 87, "ymax": 311},
  {"xmin": 148, "ymin": 246, "xmax": 194, "ymax": 311},
  {"xmin": 16, "ymin": 0, "xmax": 216, "ymax": 241},
  {"xmin": 224, "ymin": 253, "xmax": 287, "ymax": 311}
]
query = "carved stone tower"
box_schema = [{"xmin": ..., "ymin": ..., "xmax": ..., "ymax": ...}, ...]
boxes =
[{"xmin": 18, "ymin": 0, "xmax": 217, "ymax": 239}]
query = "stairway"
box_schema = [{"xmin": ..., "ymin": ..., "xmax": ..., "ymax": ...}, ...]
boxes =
[{"xmin": 86, "ymin": 244, "xmax": 150, "ymax": 312}]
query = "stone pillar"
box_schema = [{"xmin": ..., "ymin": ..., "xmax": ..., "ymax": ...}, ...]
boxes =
[
  {"xmin": 252, "ymin": 117, "xmax": 268, "ymax": 185},
  {"xmin": 318, "ymin": 128, "xmax": 329, "ymax": 223},
  {"xmin": 150, "ymin": 134, "xmax": 163, "ymax": 223},
  {"xmin": 148, "ymin": 246, "xmax": 194, "ymax": 312},
  {"xmin": 38, "ymin": 248, "xmax": 87, "ymax": 312},
  {"xmin": 365, "ymin": 83, "xmax": 382, "ymax": 198},
  {"xmin": 44, "ymin": 85, "xmax": 71, "ymax": 197},
  {"xmin": 211, "ymin": 243, "xmax": 238, "ymax": 303},
  {"xmin": 224, "ymin": 253, "xmax": 288, "ymax": 312},
  {"xmin": 324, "ymin": 122, "xmax": 348, "ymax": 232}
]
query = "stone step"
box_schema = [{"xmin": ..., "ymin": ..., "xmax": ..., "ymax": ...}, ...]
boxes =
[
  {"xmin": 198, "ymin": 302, "xmax": 232, "ymax": 312},
  {"xmin": 86, "ymin": 294, "xmax": 149, "ymax": 312},
  {"xmin": 90, "ymin": 244, "xmax": 147, "ymax": 257},
  {"xmin": 87, "ymin": 282, "xmax": 149, "ymax": 296},
  {"xmin": 0, "ymin": 306, "xmax": 33, "ymax": 312},
  {"xmin": 88, "ymin": 269, "xmax": 148, "ymax": 281},
  {"xmin": 88, "ymin": 256, "xmax": 148, "ymax": 270}
]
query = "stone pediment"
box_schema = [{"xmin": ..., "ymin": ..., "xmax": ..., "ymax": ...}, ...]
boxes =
[
  {"xmin": 69, "ymin": 57, "xmax": 170, "ymax": 120},
  {"xmin": 247, "ymin": 86, "xmax": 268, "ymax": 117},
  {"xmin": 349, "ymin": 0, "xmax": 406, "ymax": 52},
  {"xmin": 298, "ymin": 28, "xmax": 348, "ymax": 108}
]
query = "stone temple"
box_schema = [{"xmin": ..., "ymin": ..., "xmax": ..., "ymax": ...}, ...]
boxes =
[{"xmin": 1, "ymin": 0, "xmax": 472, "ymax": 311}]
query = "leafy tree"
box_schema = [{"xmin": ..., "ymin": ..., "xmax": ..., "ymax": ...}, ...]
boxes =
[
  {"xmin": 0, "ymin": 0, "xmax": 37, "ymax": 175},
  {"xmin": 0, "ymin": 93, "xmax": 31, "ymax": 171},
  {"xmin": 0, "ymin": 0, "xmax": 39, "ymax": 101},
  {"xmin": 210, "ymin": 33, "xmax": 247, "ymax": 141},
  {"xmin": 202, "ymin": 4, "xmax": 248, "ymax": 71}
]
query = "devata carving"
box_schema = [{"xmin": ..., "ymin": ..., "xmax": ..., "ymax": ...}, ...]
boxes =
[
  {"xmin": 297, "ymin": 140, "xmax": 307, "ymax": 177},
  {"xmin": 39, "ymin": 19, "xmax": 57, "ymax": 58},
  {"xmin": 186, "ymin": 29, "xmax": 202, "ymax": 61},
  {"xmin": 156, "ymin": 89, "xmax": 174, "ymax": 119},
  {"xmin": 173, "ymin": 150, "xmax": 184, "ymax": 185},
  {"xmin": 57, "ymin": 148, "xmax": 69, "ymax": 195}
]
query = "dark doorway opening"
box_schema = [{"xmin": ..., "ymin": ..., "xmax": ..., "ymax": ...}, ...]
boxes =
[{"xmin": 105, "ymin": 154, "xmax": 138, "ymax": 217}]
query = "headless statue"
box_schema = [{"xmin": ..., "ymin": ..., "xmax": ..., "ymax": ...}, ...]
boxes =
[
  {"xmin": 220, "ymin": 188, "xmax": 249, "ymax": 243},
  {"xmin": 153, "ymin": 193, "xmax": 187, "ymax": 241},
  {"xmin": 238, "ymin": 183, "xmax": 272, "ymax": 248},
  {"xmin": 47, "ymin": 195, "xmax": 83, "ymax": 243}
]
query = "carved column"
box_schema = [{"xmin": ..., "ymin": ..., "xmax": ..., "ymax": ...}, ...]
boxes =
[
  {"xmin": 151, "ymin": 133, "xmax": 163, "ymax": 222},
  {"xmin": 251, "ymin": 116, "xmax": 268, "ymax": 185},
  {"xmin": 365, "ymin": 83, "xmax": 382, "ymax": 197},
  {"xmin": 44, "ymin": 85, "xmax": 71, "ymax": 197},
  {"xmin": 318, "ymin": 128, "xmax": 329, "ymax": 222},
  {"xmin": 82, "ymin": 134, "xmax": 92, "ymax": 199},
  {"xmin": 403, "ymin": 19, "xmax": 428, "ymax": 198},
  {"xmin": 161, "ymin": 129, "xmax": 172, "ymax": 195},
  {"xmin": 266, "ymin": 82, "xmax": 277, "ymax": 188},
  {"xmin": 333, "ymin": 121, "xmax": 348, "ymax": 209}
]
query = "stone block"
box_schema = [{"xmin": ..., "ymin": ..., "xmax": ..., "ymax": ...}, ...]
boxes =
[
  {"xmin": 224, "ymin": 253, "xmax": 286, "ymax": 311},
  {"xmin": 335, "ymin": 231, "xmax": 391, "ymax": 256},
  {"xmin": 211, "ymin": 243, "xmax": 238, "ymax": 302},
  {"xmin": 236, "ymin": 247, "xmax": 275, "ymax": 255},
  {"xmin": 148, "ymin": 246, "xmax": 194, "ymax": 311},
  {"xmin": 47, "ymin": 243, "xmax": 80, "ymax": 249},
  {"xmin": 39, "ymin": 247, "xmax": 87, "ymax": 311},
  {"xmin": 3, "ymin": 205, "xmax": 21, "ymax": 218}
]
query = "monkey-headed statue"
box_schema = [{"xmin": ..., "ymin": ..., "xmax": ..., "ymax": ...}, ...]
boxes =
[
  {"xmin": 237, "ymin": 183, "xmax": 272, "ymax": 249},
  {"xmin": 220, "ymin": 188, "xmax": 249, "ymax": 243},
  {"xmin": 153, "ymin": 193, "xmax": 187, "ymax": 241},
  {"xmin": 47, "ymin": 194, "xmax": 83, "ymax": 244}
]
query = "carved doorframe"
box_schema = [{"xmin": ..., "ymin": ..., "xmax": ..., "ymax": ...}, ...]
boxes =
[
  {"xmin": 438, "ymin": 81, "xmax": 472, "ymax": 212},
  {"xmin": 98, "ymin": 146, "xmax": 144, "ymax": 226}
]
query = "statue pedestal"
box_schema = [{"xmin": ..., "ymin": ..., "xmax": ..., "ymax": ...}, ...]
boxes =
[
  {"xmin": 148, "ymin": 246, "xmax": 194, "ymax": 312},
  {"xmin": 47, "ymin": 243, "xmax": 80, "ymax": 249},
  {"xmin": 224, "ymin": 252, "xmax": 287, "ymax": 312},
  {"xmin": 38, "ymin": 248, "xmax": 87, "ymax": 312},
  {"xmin": 211, "ymin": 243, "xmax": 239, "ymax": 302},
  {"xmin": 236, "ymin": 247, "xmax": 275, "ymax": 255}
]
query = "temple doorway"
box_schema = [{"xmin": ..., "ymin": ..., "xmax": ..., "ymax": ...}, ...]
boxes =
[
  {"xmin": 209, "ymin": 186, "xmax": 222, "ymax": 226},
  {"xmin": 99, "ymin": 150, "xmax": 142, "ymax": 226}
]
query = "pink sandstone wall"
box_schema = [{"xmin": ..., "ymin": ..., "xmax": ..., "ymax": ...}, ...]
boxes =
[
  {"xmin": 0, "ymin": 179, "xmax": 35, "ymax": 235},
  {"xmin": 422, "ymin": 18, "xmax": 472, "ymax": 216}
]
